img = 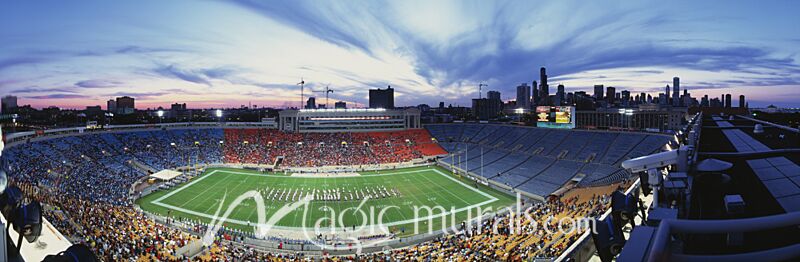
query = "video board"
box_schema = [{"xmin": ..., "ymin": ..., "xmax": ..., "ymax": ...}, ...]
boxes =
[{"xmin": 536, "ymin": 106, "xmax": 576, "ymax": 129}]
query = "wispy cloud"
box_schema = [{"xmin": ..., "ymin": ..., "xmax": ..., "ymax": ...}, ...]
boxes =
[
  {"xmin": 28, "ymin": 94, "xmax": 89, "ymax": 99},
  {"xmin": 75, "ymin": 79, "xmax": 124, "ymax": 88}
]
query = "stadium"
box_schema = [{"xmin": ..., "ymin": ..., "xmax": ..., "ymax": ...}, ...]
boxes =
[
  {"xmin": 3, "ymin": 1, "xmax": 800, "ymax": 261},
  {"xmin": 0, "ymin": 105, "xmax": 677, "ymax": 261}
]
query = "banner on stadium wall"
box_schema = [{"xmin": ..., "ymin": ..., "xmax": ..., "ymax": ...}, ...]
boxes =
[{"xmin": 536, "ymin": 106, "xmax": 576, "ymax": 129}]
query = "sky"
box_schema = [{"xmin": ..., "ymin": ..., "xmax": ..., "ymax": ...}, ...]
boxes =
[{"xmin": 1, "ymin": 0, "xmax": 799, "ymax": 109}]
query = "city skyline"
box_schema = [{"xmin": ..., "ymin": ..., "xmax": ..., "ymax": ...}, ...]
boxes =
[{"xmin": 2, "ymin": 0, "xmax": 800, "ymax": 109}]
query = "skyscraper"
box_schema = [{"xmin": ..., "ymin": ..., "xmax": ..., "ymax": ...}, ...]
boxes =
[
  {"xmin": 594, "ymin": 85, "xmax": 604, "ymax": 100},
  {"xmin": 116, "ymin": 96, "xmax": 135, "ymax": 115},
  {"xmin": 640, "ymin": 92, "xmax": 647, "ymax": 103},
  {"xmin": 672, "ymin": 77, "xmax": 680, "ymax": 106},
  {"xmin": 739, "ymin": 95, "xmax": 746, "ymax": 108},
  {"xmin": 516, "ymin": 83, "xmax": 531, "ymax": 109},
  {"xmin": 1, "ymin": 95, "xmax": 18, "ymax": 113},
  {"xmin": 474, "ymin": 90, "xmax": 502, "ymax": 120},
  {"xmin": 665, "ymin": 85, "xmax": 671, "ymax": 104},
  {"xmin": 556, "ymin": 84, "xmax": 565, "ymax": 106},
  {"xmin": 606, "ymin": 86, "xmax": 616, "ymax": 104},
  {"xmin": 725, "ymin": 94, "xmax": 732, "ymax": 108},
  {"xmin": 368, "ymin": 86, "xmax": 394, "ymax": 109},
  {"xmin": 621, "ymin": 90, "xmax": 631, "ymax": 106},
  {"xmin": 539, "ymin": 67, "xmax": 549, "ymax": 105},
  {"xmin": 306, "ymin": 97, "xmax": 317, "ymax": 109},
  {"xmin": 487, "ymin": 91, "xmax": 501, "ymax": 101},
  {"xmin": 107, "ymin": 99, "xmax": 117, "ymax": 113},
  {"xmin": 531, "ymin": 81, "xmax": 539, "ymax": 105},
  {"xmin": 721, "ymin": 94, "xmax": 725, "ymax": 108}
]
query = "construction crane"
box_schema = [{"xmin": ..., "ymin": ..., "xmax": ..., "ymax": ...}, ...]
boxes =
[
  {"xmin": 311, "ymin": 85, "xmax": 334, "ymax": 108},
  {"xmin": 297, "ymin": 78, "xmax": 305, "ymax": 109},
  {"xmin": 478, "ymin": 82, "xmax": 488, "ymax": 99}
]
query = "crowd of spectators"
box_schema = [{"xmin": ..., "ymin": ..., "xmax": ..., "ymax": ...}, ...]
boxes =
[{"xmin": 384, "ymin": 189, "xmax": 612, "ymax": 261}]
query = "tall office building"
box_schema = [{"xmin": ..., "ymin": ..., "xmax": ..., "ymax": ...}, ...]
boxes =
[
  {"xmin": 725, "ymin": 94, "xmax": 732, "ymax": 108},
  {"xmin": 665, "ymin": 85, "xmax": 671, "ymax": 105},
  {"xmin": 640, "ymin": 92, "xmax": 647, "ymax": 103},
  {"xmin": 672, "ymin": 77, "xmax": 680, "ymax": 106},
  {"xmin": 335, "ymin": 101, "xmax": 347, "ymax": 109},
  {"xmin": 739, "ymin": 95, "xmax": 746, "ymax": 108},
  {"xmin": 721, "ymin": 94, "xmax": 725, "ymax": 108},
  {"xmin": 116, "ymin": 96, "xmax": 135, "ymax": 115},
  {"xmin": 487, "ymin": 91, "xmax": 501, "ymax": 101},
  {"xmin": 606, "ymin": 86, "xmax": 616, "ymax": 104},
  {"xmin": 556, "ymin": 84, "xmax": 565, "ymax": 106},
  {"xmin": 531, "ymin": 81, "xmax": 539, "ymax": 105},
  {"xmin": 621, "ymin": 90, "xmax": 631, "ymax": 106},
  {"xmin": 539, "ymin": 67, "xmax": 549, "ymax": 105},
  {"xmin": 1, "ymin": 95, "xmax": 18, "ymax": 113},
  {"xmin": 701, "ymin": 95, "xmax": 709, "ymax": 107},
  {"xmin": 594, "ymin": 85, "xmax": 604, "ymax": 100},
  {"xmin": 516, "ymin": 83, "xmax": 531, "ymax": 109},
  {"xmin": 107, "ymin": 99, "xmax": 117, "ymax": 113},
  {"xmin": 474, "ymin": 90, "xmax": 502, "ymax": 120},
  {"xmin": 305, "ymin": 97, "xmax": 317, "ymax": 109},
  {"xmin": 368, "ymin": 86, "xmax": 394, "ymax": 109}
]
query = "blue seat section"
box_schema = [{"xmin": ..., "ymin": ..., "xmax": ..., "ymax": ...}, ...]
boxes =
[
  {"xmin": 459, "ymin": 124, "xmax": 483, "ymax": 141},
  {"xmin": 465, "ymin": 148, "xmax": 510, "ymax": 172},
  {"xmin": 574, "ymin": 132, "xmax": 618, "ymax": 163},
  {"xmin": 479, "ymin": 125, "xmax": 514, "ymax": 145},
  {"xmin": 470, "ymin": 125, "xmax": 500, "ymax": 143},
  {"xmin": 599, "ymin": 133, "xmax": 646, "ymax": 165},
  {"xmin": 493, "ymin": 127, "xmax": 529, "ymax": 148},
  {"xmin": 549, "ymin": 132, "xmax": 592, "ymax": 159},
  {"xmin": 494, "ymin": 155, "xmax": 555, "ymax": 187},
  {"xmin": 479, "ymin": 153, "xmax": 529, "ymax": 179},
  {"xmin": 516, "ymin": 180, "xmax": 562, "ymax": 197},
  {"xmin": 536, "ymin": 160, "xmax": 584, "ymax": 185},
  {"xmin": 528, "ymin": 130, "xmax": 570, "ymax": 155},
  {"xmin": 425, "ymin": 124, "xmax": 669, "ymax": 197},
  {"xmin": 512, "ymin": 129, "xmax": 550, "ymax": 152}
]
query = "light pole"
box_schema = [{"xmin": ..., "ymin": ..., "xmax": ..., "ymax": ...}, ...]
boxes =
[{"xmin": 157, "ymin": 110, "xmax": 164, "ymax": 124}]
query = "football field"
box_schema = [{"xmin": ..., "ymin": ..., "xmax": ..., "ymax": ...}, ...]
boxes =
[{"xmin": 137, "ymin": 166, "xmax": 516, "ymax": 235}]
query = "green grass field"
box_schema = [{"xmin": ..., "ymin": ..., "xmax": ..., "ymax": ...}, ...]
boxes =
[{"xmin": 137, "ymin": 166, "xmax": 516, "ymax": 235}]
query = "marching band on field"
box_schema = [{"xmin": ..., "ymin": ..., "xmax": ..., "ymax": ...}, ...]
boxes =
[{"xmin": 256, "ymin": 186, "xmax": 400, "ymax": 202}]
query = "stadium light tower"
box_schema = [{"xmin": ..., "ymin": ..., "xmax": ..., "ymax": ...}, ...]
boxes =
[{"xmin": 157, "ymin": 110, "xmax": 164, "ymax": 123}]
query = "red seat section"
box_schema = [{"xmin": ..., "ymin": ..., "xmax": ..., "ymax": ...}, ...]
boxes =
[{"xmin": 222, "ymin": 128, "xmax": 446, "ymax": 167}]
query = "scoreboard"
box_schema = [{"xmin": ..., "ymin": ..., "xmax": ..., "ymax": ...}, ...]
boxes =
[{"xmin": 536, "ymin": 106, "xmax": 576, "ymax": 129}]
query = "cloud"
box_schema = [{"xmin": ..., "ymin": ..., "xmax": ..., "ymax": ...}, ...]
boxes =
[
  {"xmin": 153, "ymin": 65, "xmax": 213, "ymax": 86},
  {"xmin": 13, "ymin": 87, "xmax": 77, "ymax": 93},
  {"xmin": 0, "ymin": 56, "xmax": 49, "ymax": 72},
  {"xmin": 28, "ymin": 94, "xmax": 89, "ymax": 99},
  {"xmin": 232, "ymin": 0, "xmax": 378, "ymax": 55},
  {"xmin": 107, "ymin": 91, "xmax": 168, "ymax": 100},
  {"xmin": 75, "ymin": 79, "xmax": 123, "ymax": 88}
]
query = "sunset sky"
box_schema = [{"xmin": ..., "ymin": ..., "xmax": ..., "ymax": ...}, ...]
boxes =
[{"xmin": 1, "ymin": 0, "xmax": 799, "ymax": 109}]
